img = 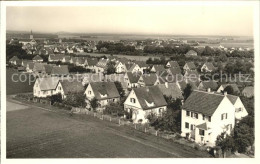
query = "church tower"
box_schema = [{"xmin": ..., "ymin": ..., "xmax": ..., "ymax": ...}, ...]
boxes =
[{"xmin": 30, "ymin": 30, "xmax": 33, "ymax": 39}]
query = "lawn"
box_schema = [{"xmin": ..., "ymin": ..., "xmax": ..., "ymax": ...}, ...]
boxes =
[
  {"xmin": 6, "ymin": 99, "xmax": 211, "ymax": 158},
  {"xmin": 6, "ymin": 68, "xmax": 35, "ymax": 95}
]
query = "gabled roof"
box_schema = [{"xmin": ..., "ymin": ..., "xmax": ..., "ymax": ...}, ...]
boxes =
[
  {"xmin": 125, "ymin": 63, "xmax": 134, "ymax": 70},
  {"xmin": 128, "ymin": 63, "xmax": 140, "ymax": 72},
  {"xmin": 60, "ymin": 79, "xmax": 84, "ymax": 95},
  {"xmin": 9, "ymin": 56, "xmax": 19, "ymax": 62},
  {"xmin": 220, "ymin": 84, "xmax": 240, "ymax": 93},
  {"xmin": 141, "ymin": 74, "xmax": 158, "ymax": 86},
  {"xmin": 49, "ymin": 54, "xmax": 65, "ymax": 61},
  {"xmin": 89, "ymin": 82, "xmax": 120, "ymax": 100},
  {"xmin": 27, "ymin": 62, "xmax": 35, "ymax": 70},
  {"xmin": 199, "ymin": 81, "xmax": 219, "ymax": 91},
  {"xmin": 33, "ymin": 63, "xmax": 46, "ymax": 72},
  {"xmin": 63, "ymin": 56, "xmax": 71, "ymax": 62},
  {"xmin": 157, "ymin": 83, "xmax": 184, "ymax": 99},
  {"xmin": 182, "ymin": 90, "xmax": 226, "ymax": 116},
  {"xmin": 132, "ymin": 86, "xmax": 167, "ymax": 110},
  {"xmin": 134, "ymin": 61, "xmax": 148, "ymax": 68},
  {"xmin": 126, "ymin": 72, "xmax": 141, "ymax": 83},
  {"xmin": 152, "ymin": 65, "xmax": 165, "ymax": 73},
  {"xmin": 184, "ymin": 62, "xmax": 196, "ymax": 70},
  {"xmin": 96, "ymin": 58, "xmax": 109, "ymax": 68},
  {"xmin": 118, "ymin": 57, "xmax": 129, "ymax": 64},
  {"xmin": 167, "ymin": 67, "xmax": 182, "ymax": 75},
  {"xmin": 226, "ymin": 94, "xmax": 239, "ymax": 105},
  {"xmin": 185, "ymin": 50, "xmax": 197, "ymax": 56},
  {"xmin": 33, "ymin": 55, "xmax": 43, "ymax": 61},
  {"xmin": 86, "ymin": 58, "xmax": 98, "ymax": 66},
  {"xmin": 37, "ymin": 77, "xmax": 60, "ymax": 91},
  {"xmin": 167, "ymin": 61, "xmax": 180, "ymax": 68},
  {"xmin": 44, "ymin": 64, "xmax": 54, "ymax": 74},
  {"xmin": 51, "ymin": 65, "xmax": 69, "ymax": 75},
  {"xmin": 202, "ymin": 62, "xmax": 215, "ymax": 71},
  {"xmin": 177, "ymin": 81, "xmax": 187, "ymax": 91}
]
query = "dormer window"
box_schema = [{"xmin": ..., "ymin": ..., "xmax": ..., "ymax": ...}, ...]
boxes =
[{"xmin": 145, "ymin": 100, "xmax": 155, "ymax": 107}]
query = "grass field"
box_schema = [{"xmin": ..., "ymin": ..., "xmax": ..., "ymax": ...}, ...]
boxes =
[
  {"xmin": 6, "ymin": 68, "xmax": 35, "ymax": 95},
  {"xmin": 6, "ymin": 99, "xmax": 211, "ymax": 158}
]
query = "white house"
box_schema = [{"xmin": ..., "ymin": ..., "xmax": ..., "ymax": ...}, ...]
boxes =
[
  {"xmin": 115, "ymin": 62, "xmax": 127, "ymax": 73},
  {"xmin": 94, "ymin": 58, "xmax": 109, "ymax": 73},
  {"xmin": 124, "ymin": 86, "xmax": 167, "ymax": 124},
  {"xmin": 181, "ymin": 90, "xmax": 236, "ymax": 147},
  {"xmin": 127, "ymin": 63, "xmax": 141, "ymax": 73},
  {"xmin": 183, "ymin": 62, "xmax": 196, "ymax": 72},
  {"xmin": 124, "ymin": 72, "xmax": 141, "ymax": 88},
  {"xmin": 166, "ymin": 61, "xmax": 180, "ymax": 68},
  {"xmin": 226, "ymin": 94, "xmax": 248, "ymax": 120},
  {"xmin": 137, "ymin": 73, "xmax": 160, "ymax": 87},
  {"xmin": 33, "ymin": 77, "xmax": 62, "ymax": 98},
  {"xmin": 84, "ymin": 82, "xmax": 120, "ymax": 110},
  {"xmin": 201, "ymin": 62, "xmax": 216, "ymax": 73}
]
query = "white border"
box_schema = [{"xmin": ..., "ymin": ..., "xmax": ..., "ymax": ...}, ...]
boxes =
[{"xmin": 1, "ymin": 1, "xmax": 259, "ymax": 164}]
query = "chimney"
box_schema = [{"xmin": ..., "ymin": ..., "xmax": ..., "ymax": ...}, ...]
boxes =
[
  {"xmin": 207, "ymin": 88, "xmax": 211, "ymax": 93},
  {"xmin": 224, "ymin": 91, "xmax": 227, "ymax": 96},
  {"xmin": 165, "ymin": 82, "xmax": 168, "ymax": 88}
]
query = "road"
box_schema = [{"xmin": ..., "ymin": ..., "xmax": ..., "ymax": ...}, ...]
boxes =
[{"xmin": 6, "ymin": 98, "xmax": 211, "ymax": 158}]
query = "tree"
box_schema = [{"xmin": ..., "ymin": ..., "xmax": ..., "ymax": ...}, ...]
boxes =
[
  {"xmin": 216, "ymin": 132, "xmax": 236, "ymax": 158},
  {"xmin": 104, "ymin": 102, "xmax": 124, "ymax": 117},
  {"xmin": 164, "ymin": 96, "xmax": 182, "ymax": 111},
  {"xmin": 106, "ymin": 61, "xmax": 116, "ymax": 75},
  {"xmin": 49, "ymin": 93, "xmax": 62, "ymax": 105},
  {"xmin": 223, "ymin": 85, "xmax": 234, "ymax": 95},
  {"xmin": 114, "ymin": 81, "xmax": 125, "ymax": 97},
  {"xmin": 63, "ymin": 92, "xmax": 86, "ymax": 107},
  {"xmin": 90, "ymin": 98, "xmax": 98, "ymax": 111},
  {"xmin": 183, "ymin": 84, "xmax": 192, "ymax": 100}
]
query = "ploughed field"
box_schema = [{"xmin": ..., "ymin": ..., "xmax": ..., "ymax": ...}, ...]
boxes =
[{"xmin": 6, "ymin": 99, "xmax": 211, "ymax": 158}]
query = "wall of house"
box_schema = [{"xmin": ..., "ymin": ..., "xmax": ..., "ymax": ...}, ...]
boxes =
[{"xmin": 234, "ymin": 98, "xmax": 248, "ymax": 120}]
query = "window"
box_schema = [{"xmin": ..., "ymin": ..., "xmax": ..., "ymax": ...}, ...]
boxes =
[
  {"xmin": 208, "ymin": 116, "xmax": 211, "ymax": 122},
  {"xmin": 130, "ymin": 98, "xmax": 136, "ymax": 103},
  {"xmin": 202, "ymin": 114, "xmax": 205, "ymax": 120},
  {"xmin": 88, "ymin": 91, "xmax": 91, "ymax": 95},
  {"xmin": 191, "ymin": 112, "xmax": 194, "ymax": 117},
  {"xmin": 186, "ymin": 111, "xmax": 190, "ymax": 116},
  {"xmin": 199, "ymin": 129, "xmax": 205, "ymax": 136},
  {"xmin": 159, "ymin": 108, "xmax": 163, "ymax": 113},
  {"xmin": 191, "ymin": 124, "xmax": 194, "ymax": 130},
  {"xmin": 185, "ymin": 122, "xmax": 189, "ymax": 129},
  {"xmin": 112, "ymin": 99, "xmax": 115, "ymax": 102},
  {"xmin": 221, "ymin": 113, "xmax": 228, "ymax": 120},
  {"xmin": 195, "ymin": 113, "xmax": 198, "ymax": 119}
]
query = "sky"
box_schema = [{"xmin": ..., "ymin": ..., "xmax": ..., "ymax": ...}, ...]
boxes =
[{"xmin": 6, "ymin": 5, "xmax": 254, "ymax": 36}]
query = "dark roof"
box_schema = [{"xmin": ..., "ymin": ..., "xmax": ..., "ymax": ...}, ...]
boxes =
[
  {"xmin": 125, "ymin": 63, "xmax": 134, "ymax": 70},
  {"xmin": 86, "ymin": 58, "xmax": 98, "ymax": 66},
  {"xmin": 90, "ymin": 82, "xmax": 120, "ymax": 100},
  {"xmin": 167, "ymin": 67, "xmax": 182, "ymax": 75},
  {"xmin": 96, "ymin": 58, "xmax": 109, "ymax": 68},
  {"xmin": 141, "ymin": 74, "xmax": 158, "ymax": 86},
  {"xmin": 33, "ymin": 55, "xmax": 43, "ymax": 61},
  {"xmin": 37, "ymin": 77, "xmax": 60, "ymax": 91},
  {"xmin": 196, "ymin": 123, "xmax": 209, "ymax": 130},
  {"xmin": 44, "ymin": 65, "xmax": 54, "ymax": 74},
  {"xmin": 157, "ymin": 83, "xmax": 183, "ymax": 99},
  {"xmin": 226, "ymin": 94, "xmax": 239, "ymax": 105},
  {"xmin": 185, "ymin": 62, "xmax": 196, "ymax": 70},
  {"xmin": 49, "ymin": 54, "xmax": 65, "ymax": 61},
  {"xmin": 9, "ymin": 56, "xmax": 19, "ymax": 62},
  {"xmin": 132, "ymin": 86, "xmax": 167, "ymax": 110},
  {"xmin": 199, "ymin": 81, "xmax": 219, "ymax": 91},
  {"xmin": 51, "ymin": 65, "xmax": 69, "ymax": 75},
  {"xmin": 177, "ymin": 81, "xmax": 187, "ymax": 91},
  {"xmin": 134, "ymin": 61, "xmax": 148, "ymax": 68},
  {"xmin": 203, "ymin": 62, "xmax": 215, "ymax": 71},
  {"xmin": 185, "ymin": 70, "xmax": 199, "ymax": 77},
  {"xmin": 152, "ymin": 65, "xmax": 165, "ymax": 73},
  {"xmin": 126, "ymin": 72, "xmax": 141, "ymax": 83},
  {"xmin": 221, "ymin": 84, "xmax": 240, "ymax": 93},
  {"xmin": 185, "ymin": 50, "xmax": 197, "ymax": 56},
  {"xmin": 182, "ymin": 90, "xmax": 225, "ymax": 116},
  {"xmin": 33, "ymin": 63, "xmax": 46, "ymax": 72},
  {"xmin": 167, "ymin": 61, "xmax": 180, "ymax": 68},
  {"xmin": 60, "ymin": 79, "xmax": 84, "ymax": 95}
]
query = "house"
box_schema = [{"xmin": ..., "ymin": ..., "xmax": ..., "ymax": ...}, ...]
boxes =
[
  {"xmin": 138, "ymin": 73, "xmax": 160, "ymax": 87},
  {"xmin": 85, "ymin": 82, "xmax": 120, "ymax": 109},
  {"xmin": 166, "ymin": 61, "xmax": 180, "ymax": 68},
  {"xmin": 124, "ymin": 72, "xmax": 141, "ymax": 88},
  {"xmin": 198, "ymin": 81, "xmax": 219, "ymax": 91},
  {"xmin": 32, "ymin": 55, "xmax": 43, "ymax": 63},
  {"xmin": 181, "ymin": 90, "xmax": 236, "ymax": 146},
  {"xmin": 33, "ymin": 63, "xmax": 46, "ymax": 76},
  {"xmin": 201, "ymin": 62, "xmax": 216, "ymax": 72},
  {"xmin": 185, "ymin": 50, "xmax": 197, "ymax": 57},
  {"xmin": 242, "ymin": 86, "xmax": 254, "ymax": 98},
  {"xmin": 44, "ymin": 64, "xmax": 54, "ymax": 75},
  {"xmin": 184, "ymin": 70, "xmax": 200, "ymax": 83},
  {"xmin": 167, "ymin": 67, "xmax": 182, "ymax": 75},
  {"xmin": 9, "ymin": 56, "xmax": 20, "ymax": 65},
  {"xmin": 105, "ymin": 74, "xmax": 128, "ymax": 95},
  {"xmin": 217, "ymin": 84, "xmax": 240, "ymax": 94},
  {"xmin": 48, "ymin": 54, "xmax": 65, "ymax": 62},
  {"xmin": 61, "ymin": 56, "xmax": 71, "ymax": 63},
  {"xmin": 134, "ymin": 61, "xmax": 149, "ymax": 73},
  {"xmin": 150, "ymin": 65, "xmax": 165, "ymax": 74},
  {"xmin": 127, "ymin": 63, "xmax": 141, "ymax": 73},
  {"xmin": 183, "ymin": 62, "xmax": 196, "ymax": 72},
  {"xmin": 26, "ymin": 62, "xmax": 35, "ymax": 73},
  {"xmin": 85, "ymin": 58, "xmax": 98, "ymax": 72},
  {"xmin": 115, "ymin": 62, "xmax": 127, "ymax": 73},
  {"xmin": 95, "ymin": 58, "xmax": 109, "ymax": 73},
  {"xmin": 124, "ymin": 86, "xmax": 167, "ymax": 124},
  {"xmin": 33, "ymin": 77, "xmax": 62, "ymax": 98},
  {"xmin": 82, "ymin": 73, "xmax": 104, "ymax": 86},
  {"xmin": 51, "ymin": 65, "xmax": 69, "ymax": 77},
  {"xmin": 157, "ymin": 83, "xmax": 183, "ymax": 100},
  {"xmin": 226, "ymin": 94, "xmax": 248, "ymax": 120},
  {"xmin": 59, "ymin": 79, "xmax": 84, "ymax": 99}
]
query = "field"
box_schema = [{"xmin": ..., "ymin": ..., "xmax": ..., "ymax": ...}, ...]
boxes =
[
  {"xmin": 6, "ymin": 99, "xmax": 211, "ymax": 158},
  {"xmin": 6, "ymin": 68, "xmax": 35, "ymax": 95}
]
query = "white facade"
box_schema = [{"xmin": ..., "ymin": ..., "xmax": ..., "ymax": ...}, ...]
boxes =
[
  {"xmin": 181, "ymin": 96, "xmax": 235, "ymax": 147},
  {"xmin": 201, "ymin": 64, "xmax": 213, "ymax": 73},
  {"xmin": 124, "ymin": 90, "xmax": 167, "ymax": 124},
  {"xmin": 33, "ymin": 80, "xmax": 63, "ymax": 98},
  {"xmin": 115, "ymin": 62, "xmax": 127, "ymax": 73},
  {"xmin": 124, "ymin": 73, "xmax": 139, "ymax": 88},
  {"xmin": 233, "ymin": 97, "xmax": 248, "ymax": 120}
]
